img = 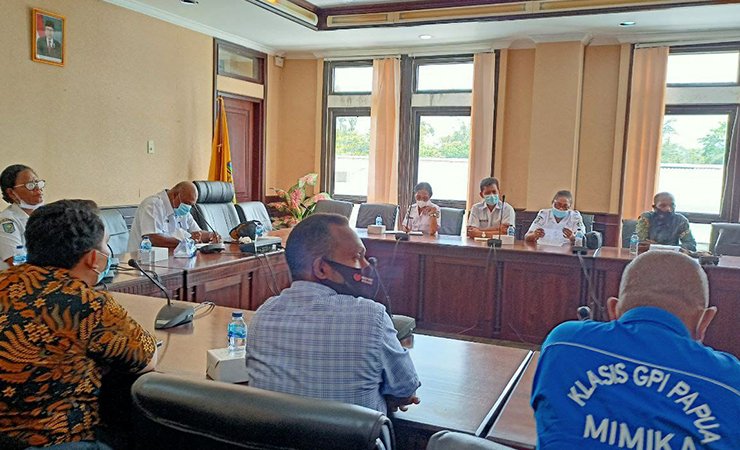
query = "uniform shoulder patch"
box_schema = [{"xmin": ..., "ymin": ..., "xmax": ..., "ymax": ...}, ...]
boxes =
[{"xmin": 1, "ymin": 220, "xmax": 15, "ymax": 234}]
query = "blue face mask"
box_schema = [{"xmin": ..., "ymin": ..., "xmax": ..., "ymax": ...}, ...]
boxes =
[
  {"xmin": 174, "ymin": 202, "xmax": 192, "ymax": 217},
  {"xmin": 94, "ymin": 250, "xmax": 112, "ymax": 284},
  {"xmin": 484, "ymin": 194, "xmax": 499, "ymax": 206},
  {"xmin": 552, "ymin": 208, "xmax": 569, "ymax": 219}
]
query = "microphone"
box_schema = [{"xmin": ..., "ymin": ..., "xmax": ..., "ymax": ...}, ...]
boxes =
[
  {"xmin": 128, "ymin": 258, "xmax": 194, "ymax": 329},
  {"xmin": 488, "ymin": 194, "xmax": 505, "ymax": 248},
  {"xmin": 395, "ymin": 205, "xmax": 412, "ymax": 241},
  {"xmin": 577, "ymin": 306, "xmax": 592, "ymax": 321},
  {"xmin": 367, "ymin": 256, "xmax": 415, "ymax": 340}
]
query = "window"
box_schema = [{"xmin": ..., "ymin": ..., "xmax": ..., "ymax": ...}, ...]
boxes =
[
  {"xmin": 663, "ymin": 44, "xmax": 740, "ymax": 251},
  {"xmin": 331, "ymin": 64, "xmax": 373, "ymax": 94},
  {"xmin": 332, "ymin": 113, "xmax": 371, "ymax": 197},
  {"xmin": 413, "ymin": 112, "xmax": 471, "ymax": 204},
  {"xmin": 666, "ymin": 51, "xmax": 739, "ymax": 85},
  {"xmin": 215, "ymin": 40, "xmax": 264, "ymax": 83},
  {"xmin": 416, "ymin": 61, "xmax": 474, "ymax": 92}
]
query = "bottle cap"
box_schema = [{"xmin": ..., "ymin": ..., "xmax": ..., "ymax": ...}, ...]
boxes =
[{"xmin": 231, "ymin": 311, "xmax": 243, "ymax": 317}]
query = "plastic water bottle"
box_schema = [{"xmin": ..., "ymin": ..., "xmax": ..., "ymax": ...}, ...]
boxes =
[
  {"xmin": 375, "ymin": 215, "xmax": 383, "ymax": 226},
  {"xmin": 139, "ymin": 236, "xmax": 153, "ymax": 264},
  {"xmin": 629, "ymin": 232, "xmax": 639, "ymax": 255},
  {"xmin": 255, "ymin": 223, "xmax": 264, "ymax": 238},
  {"xmin": 507, "ymin": 225, "xmax": 516, "ymax": 238},
  {"xmin": 12, "ymin": 245, "xmax": 26, "ymax": 265},
  {"xmin": 574, "ymin": 231, "xmax": 585, "ymax": 248},
  {"xmin": 227, "ymin": 311, "xmax": 247, "ymax": 353}
]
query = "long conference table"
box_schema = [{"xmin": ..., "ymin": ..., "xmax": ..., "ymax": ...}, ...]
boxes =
[
  {"xmin": 113, "ymin": 292, "xmax": 535, "ymax": 450},
  {"xmin": 105, "ymin": 230, "xmax": 739, "ymax": 449}
]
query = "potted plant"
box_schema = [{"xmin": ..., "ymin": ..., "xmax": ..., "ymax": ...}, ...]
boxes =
[{"xmin": 268, "ymin": 173, "xmax": 331, "ymax": 228}]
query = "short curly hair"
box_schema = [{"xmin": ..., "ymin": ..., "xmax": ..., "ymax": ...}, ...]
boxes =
[
  {"xmin": 26, "ymin": 199, "xmax": 105, "ymax": 269},
  {"xmin": 1, "ymin": 164, "xmax": 32, "ymax": 204}
]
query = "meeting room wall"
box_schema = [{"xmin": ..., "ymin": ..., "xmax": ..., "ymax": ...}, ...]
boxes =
[{"xmin": 0, "ymin": 0, "xmax": 213, "ymax": 207}]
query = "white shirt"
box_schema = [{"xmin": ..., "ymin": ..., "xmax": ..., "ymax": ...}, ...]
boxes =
[
  {"xmin": 0, "ymin": 204, "xmax": 29, "ymax": 269},
  {"xmin": 527, "ymin": 208, "xmax": 585, "ymax": 246},
  {"xmin": 127, "ymin": 190, "xmax": 200, "ymax": 252},
  {"xmin": 402, "ymin": 202, "xmax": 441, "ymax": 234},
  {"xmin": 468, "ymin": 201, "xmax": 516, "ymax": 230}
]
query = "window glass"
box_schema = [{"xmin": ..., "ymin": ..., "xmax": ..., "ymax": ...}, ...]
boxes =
[
  {"xmin": 417, "ymin": 63, "xmax": 474, "ymax": 91},
  {"xmin": 658, "ymin": 113, "xmax": 730, "ymax": 215},
  {"xmin": 333, "ymin": 66, "xmax": 373, "ymax": 93},
  {"xmin": 416, "ymin": 115, "xmax": 471, "ymax": 201},
  {"xmin": 666, "ymin": 52, "xmax": 739, "ymax": 85},
  {"xmin": 334, "ymin": 115, "xmax": 371, "ymax": 196},
  {"xmin": 217, "ymin": 47, "xmax": 259, "ymax": 80}
]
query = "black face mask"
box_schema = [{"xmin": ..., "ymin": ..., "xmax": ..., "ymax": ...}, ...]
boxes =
[
  {"xmin": 320, "ymin": 258, "xmax": 379, "ymax": 300},
  {"xmin": 653, "ymin": 208, "xmax": 675, "ymax": 221}
]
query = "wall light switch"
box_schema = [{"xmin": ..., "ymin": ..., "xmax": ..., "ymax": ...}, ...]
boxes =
[{"xmin": 147, "ymin": 140, "xmax": 155, "ymax": 154}]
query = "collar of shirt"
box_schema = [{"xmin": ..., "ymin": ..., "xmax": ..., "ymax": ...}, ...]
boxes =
[
  {"xmin": 474, "ymin": 201, "xmax": 500, "ymax": 212},
  {"xmin": 9, "ymin": 203, "xmax": 28, "ymax": 218},
  {"xmin": 618, "ymin": 306, "xmax": 691, "ymax": 339},
  {"xmin": 158, "ymin": 190, "xmax": 175, "ymax": 218}
]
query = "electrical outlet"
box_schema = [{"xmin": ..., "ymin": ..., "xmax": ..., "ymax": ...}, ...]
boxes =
[{"xmin": 147, "ymin": 140, "xmax": 155, "ymax": 154}]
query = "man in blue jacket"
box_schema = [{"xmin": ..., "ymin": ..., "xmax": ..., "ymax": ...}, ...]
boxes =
[{"xmin": 532, "ymin": 251, "xmax": 739, "ymax": 449}]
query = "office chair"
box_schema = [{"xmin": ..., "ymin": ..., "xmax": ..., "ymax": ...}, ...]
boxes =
[
  {"xmin": 314, "ymin": 198, "xmax": 354, "ymax": 219},
  {"xmin": 426, "ymin": 430, "xmax": 516, "ymax": 449}
]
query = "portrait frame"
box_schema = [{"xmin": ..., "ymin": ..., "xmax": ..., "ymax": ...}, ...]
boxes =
[{"xmin": 31, "ymin": 8, "xmax": 65, "ymax": 67}]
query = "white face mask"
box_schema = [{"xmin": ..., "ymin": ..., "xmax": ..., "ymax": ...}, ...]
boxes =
[
  {"xmin": 14, "ymin": 196, "xmax": 44, "ymax": 211},
  {"xmin": 416, "ymin": 200, "xmax": 429, "ymax": 209}
]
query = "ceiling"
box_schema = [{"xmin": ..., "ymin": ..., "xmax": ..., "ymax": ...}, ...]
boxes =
[
  {"xmin": 309, "ymin": 0, "xmax": 420, "ymax": 7},
  {"xmin": 105, "ymin": 0, "xmax": 740, "ymax": 57}
]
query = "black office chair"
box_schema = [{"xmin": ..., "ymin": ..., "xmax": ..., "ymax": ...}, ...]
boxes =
[
  {"xmin": 131, "ymin": 372, "xmax": 395, "ymax": 450},
  {"xmin": 192, "ymin": 181, "xmax": 241, "ymax": 238},
  {"xmin": 99, "ymin": 209, "xmax": 130, "ymax": 256},
  {"xmin": 356, "ymin": 203, "xmax": 398, "ymax": 229},
  {"xmin": 236, "ymin": 201, "xmax": 274, "ymax": 231},
  {"xmin": 581, "ymin": 213, "xmax": 594, "ymax": 233},
  {"xmin": 621, "ymin": 219, "xmax": 638, "ymax": 248},
  {"xmin": 314, "ymin": 199, "xmax": 354, "ymax": 219},
  {"xmin": 426, "ymin": 431, "xmax": 516, "ymax": 449},
  {"xmin": 439, "ymin": 207, "xmax": 465, "ymax": 236},
  {"xmin": 710, "ymin": 222, "xmax": 740, "ymax": 256}
]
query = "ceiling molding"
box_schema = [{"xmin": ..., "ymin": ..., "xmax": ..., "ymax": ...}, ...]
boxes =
[
  {"xmin": 290, "ymin": 40, "xmax": 510, "ymax": 59},
  {"xmin": 616, "ymin": 28, "xmax": 740, "ymax": 45},
  {"xmin": 529, "ymin": 32, "xmax": 592, "ymax": 43},
  {"xmin": 103, "ymin": 0, "xmax": 276, "ymax": 54}
]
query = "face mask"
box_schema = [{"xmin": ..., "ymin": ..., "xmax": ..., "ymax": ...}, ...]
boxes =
[
  {"xmin": 484, "ymin": 194, "xmax": 499, "ymax": 206},
  {"xmin": 18, "ymin": 200, "xmax": 44, "ymax": 211},
  {"xmin": 174, "ymin": 202, "xmax": 192, "ymax": 217},
  {"xmin": 93, "ymin": 251, "xmax": 112, "ymax": 284},
  {"xmin": 320, "ymin": 258, "xmax": 379, "ymax": 300},
  {"xmin": 552, "ymin": 208, "xmax": 568, "ymax": 219},
  {"xmin": 416, "ymin": 200, "xmax": 429, "ymax": 209}
]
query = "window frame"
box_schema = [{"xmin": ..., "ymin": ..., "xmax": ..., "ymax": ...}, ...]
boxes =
[
  {"xmin": 666, "ymin": 43, "xmax": 740, "ymax": 88},
  {"xmin": 661, "ymin": 103, "xmax": 739, "ymax": 224},
  {"xmin": 215, "ymin": 39, "xmax": 264, "ymax": 84},
  {"xmin": 410, "ymin": 106, "xmax": 472, "ymax": 210},
  {"xmin": 324, "ymin": 107, "xmax": 372, "ymax": 203},
  {"xmin": 412, "ymin": 55, "xmax": 475, "ymax": 94},
  {"xmin": 327, "ymin": 60, "xmax": 374, "ymax": 96}
]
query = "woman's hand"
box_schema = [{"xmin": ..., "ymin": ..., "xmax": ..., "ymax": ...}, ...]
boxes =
[{"xmin": 562, "ymin": 228, "xmax": 574, "ymax": 242}]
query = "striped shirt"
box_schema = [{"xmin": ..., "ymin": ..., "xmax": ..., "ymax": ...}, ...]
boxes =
[{"xmin": 246, "ymin": 281, "xmax": 420, "ymax": 414}]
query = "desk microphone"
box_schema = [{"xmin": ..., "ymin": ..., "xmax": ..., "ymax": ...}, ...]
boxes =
[
  {"xmin": 128, "ymin": 258, "xmax": 194, "ymax": 329},
  {"xmin": 367, "ymin": 256, "xmax": 416, "ymax": 340},
  {"xmin": 395, "ymin": 205, "xmax": 413, "ymax": 241},
  {"xmin": 488, "ymin": 195, "xmax": 506, "ymax": 248},
  {"xmin": 577, "ymin": 306, "xmax": 592, "ymax": 321}
]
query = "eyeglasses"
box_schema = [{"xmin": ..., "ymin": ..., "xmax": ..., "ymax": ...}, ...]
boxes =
[{"xmin": 14, "ymin": 180, "xmax": 46, "ymax": 191}]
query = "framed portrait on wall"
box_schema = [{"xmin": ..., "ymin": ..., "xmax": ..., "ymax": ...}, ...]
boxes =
[{"xmin": 31, "ymin": 8, "xmax": 65, "ymax": 66}]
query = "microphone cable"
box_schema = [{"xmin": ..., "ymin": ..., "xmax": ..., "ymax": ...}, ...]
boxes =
[
  {"xmin": 576, "ymin": 250, "xmax": 604, "ymax": 318},
  {"xmin": 255, "ymin": 253, "xmax": 280, "ymax": 297}
]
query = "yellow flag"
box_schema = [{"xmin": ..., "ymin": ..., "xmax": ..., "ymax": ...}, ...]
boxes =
[{"xmin": 208, "ymin": 97, "xmax": 234, "ymax": 193}]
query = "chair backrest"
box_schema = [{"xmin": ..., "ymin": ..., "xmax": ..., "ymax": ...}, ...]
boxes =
[
  {"xmin": 99, "ymin": 209, "xmax": 129, "ymax": 256},
  {"xmin": 236, "ymin": 201, "xmax": 273, "ymax": 231},
  {"xmin": 621, "ymin": 219, "xmax": 638, "ymax": 248},
  {"xmin": 581, "ymin": 213, "xmax": 594, "ymax": 233},
  {"xmin": 356, "ymin": 203, "xmax": 398, "ymax": 229},
  {"xmin": 710, "ymin": 222, "xmax": 740, "ymax": 256},
  {"xmin": 439, "ymin": 207, "xmax": 465, "ymax": 236},
  {"xmin": 314, "ymin": 199, "xmax": 354, "ymax": 219},
  {"xmin": 131, "ymin": 372, "xmax": 394, "ymax": 450},
  {"xmin": 426, "ymin": 431, "xmax": 515, "ymax": 450},
  {"xmin": 192, "ymin": 181, "xmax": 241, "ymax": 238}
]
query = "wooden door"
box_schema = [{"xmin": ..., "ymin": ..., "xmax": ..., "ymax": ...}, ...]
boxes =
[{"xmin": 220, "ymin": 93, "xmax": 264, "ymax": 202}]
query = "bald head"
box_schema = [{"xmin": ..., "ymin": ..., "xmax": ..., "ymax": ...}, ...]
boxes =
[
  {"xmin": 610, "ymin": 251, "xmax": 713, "ymax": 338},
  {"xmin": 169, "ymin": 181, "xmax": 198, "ymax": 207}
]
